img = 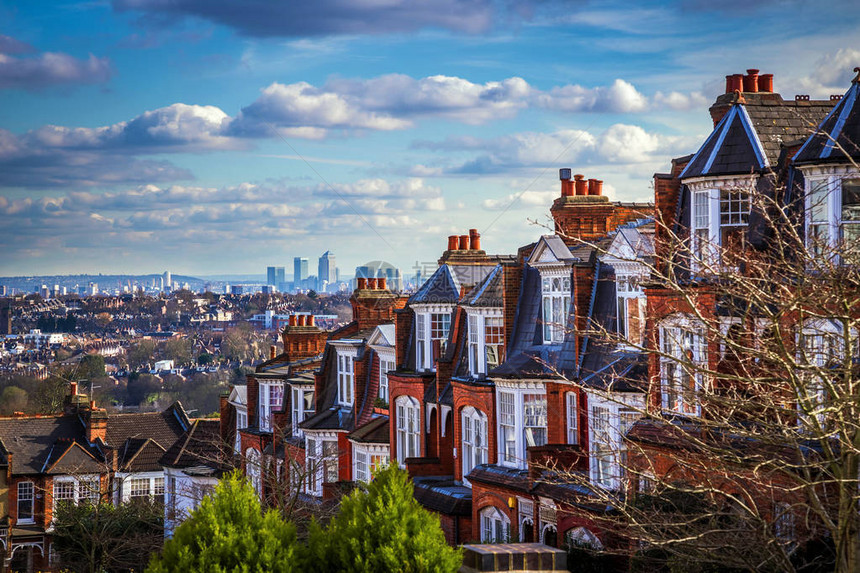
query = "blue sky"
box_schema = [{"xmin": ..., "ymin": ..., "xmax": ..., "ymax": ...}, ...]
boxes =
[{"xmin": 1, "ymin": 0, "xmax": 859, "ymax": 278}]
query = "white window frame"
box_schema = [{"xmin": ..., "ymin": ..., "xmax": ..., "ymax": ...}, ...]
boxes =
[
  {"xmin": 797, "ymin": 318, "xmax": 858, "ymax": 428},
  {"xmin": 290, "ymin": 385, "xmax": 314, "ymax": 438},
  {"xmin": 336, "ymin": 349, "xmax": 356, "ymax": 407},
  {"xmin": 378, "ymin": 353, "xmax": 395, "ymax": 405},
  {"xmin": 413, "ymin": 305, "xmax": 453, "ymax": 372},
  {"xmin": 658, "ymin": 316, "xmax": 707, "ymax": 416},
  {"xmin": 495, "ymin": 381, "xmax": 547, "ymax": 469},
  {"xmin": 480, "ymin": 506, "xmax": 510, "ymax": 543},
  {"xmin": 246, "ymin": 448, "xmax": 262, "ymax": 498},
  {"xmin": 17, "ymin": 481, "xmax": 34, "ymax": 524},
  {"xmin": 539, "ymin": 272, "xmax": 571, "ymax": 344},
  {"xmin": 566, "ymin": 392, "xmax": 578, "ymax": 445},
  {"xmin": 461, "ymin": 406, "xmax": 488, "ymax": 483},
  {"xmin": 258, "ymin": 381, "xmax": 284, "ymax": 432},
  {"xmin": 615, "ymin": 270, "xmax": 647, "ymax": 346},
  {"xmin": 304, "ymin": 432, "xmax": 339, "ymax": 497},
  {"xmin": 395, "ymin": 396, "xmax": 421, "ymax": 466},
  {"xmin": 687, "ymin": 176, "xmax": 755, "ymax": 272},
  {"xmin": 351, "ymin": 443, "xmax": 389, "ymax": 483},
  {"xmin": 467, "ymin": 310, "xmax": 505, "ymax": 377},
  {"xmin": 234, "ymin": 409, "xmax": 247, "ymax": 453},
  {"xmin": 802, "ymin": 168, "xmax": 860, "ymax": 261},
  {"xmin": 587, "ymin": 393, "xmax": 645, "ymax": 491}
]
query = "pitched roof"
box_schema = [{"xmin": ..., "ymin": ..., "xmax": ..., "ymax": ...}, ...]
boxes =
[
  {"xmin": 462, "ymin": 264, "xmax": 504, "ymax": 308},
  {"xmin": 106, "ymin": 403, "xmax": 188, "ymax": 472},
  {"xmin": 683, "ymin": 94, "xmax": 835, "ymax": 179},
  {"xmin": 412, "ymin": 476, "xmax": 472, "ymax": 516},
  {"xmin": 159, "ymin": 419, "xmax": 225, "ymax": 472},
  {"xmin": 409, "ymin": 264, "xmax": 496, "ymax": 305},
  {"xmin": 348, "ymin": 416, "xmax": 389, "ymax": 444},
  {"xmin": 0, "ymin": 415, "xmax": 97, "ymax": 475},
  {"xmin": 794, "ymin": 78, "xmax": 860, "ymax": 164},
  {"xmin": 300, "ymin": 406, "xmax": 353, "ymax": 432},
  {"xmin": 44, "ymin": 441, "xmax": 103, "ymax": 475},
  {"xmin": 681, "ymin": 104, "xmax": 769, "ymax": 178}
]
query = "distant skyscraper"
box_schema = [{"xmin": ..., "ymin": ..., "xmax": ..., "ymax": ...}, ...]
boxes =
[
  {"xmin": 267, "ymin": 266, "xmax": 285, "ymax": 288},
  {"xmin": 163, "ymin": 270, "xmax": 172, "ymax": 290},
  {"xmin": 294, "ymin": 257, "xmax": 309, "ymax": 283},
  {"xmin": 318, "ymin": 251, "xmax": 336, "ymax": 291}
]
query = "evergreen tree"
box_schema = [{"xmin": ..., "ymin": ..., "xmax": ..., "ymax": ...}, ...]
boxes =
[
  {"xmin": 146, "ymin": 472, "xmax": 305, "ymax": 573},
  {"xmin": 309, "ymin": 465, "xmax": 462, "ymax": 573}
]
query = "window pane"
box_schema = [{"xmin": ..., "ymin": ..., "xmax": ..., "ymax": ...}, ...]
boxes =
[
  {"xmin": 809, "ymin": 179, "xmax": 830, "ymax": 223},
  {"xmin": 842, "ymin": 179, "xmax": 860, "ymax": 221}
]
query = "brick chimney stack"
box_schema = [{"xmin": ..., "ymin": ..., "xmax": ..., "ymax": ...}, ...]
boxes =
[
  {"xmin": 712, "ymin": 68, "xmax": 776, "ymax": 125},
  {"xmin": 86, "ymin": 406, "xmax": 108, "ymax": 444},
  {"xmin": 550, "ymin": 168, "xmax": 637, "ymax": 244}
]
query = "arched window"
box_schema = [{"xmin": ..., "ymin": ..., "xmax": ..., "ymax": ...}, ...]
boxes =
[
  {"xmin": 461, "ymin": 406, "xmax": 488, "ymax": 481},
  {"xmin": 564, "ymin": 526, "xmax": 603, "ymax": 550},
  {"xmin": 542, "ymin": 524, "xmax": 557, "ymax": 547},
  {"xmin": 395, "ymin": 396, "xmax": 420, "ymax": 465},
  {"xmin": 245, "ymin": 448, "xmax": 262, "ymax": 497},
  {"xmin": 480, "ymin": 506, "xmax": 510, "ymax": 543},
  {"xmin": 520, "ymin": 517, "xmax": 535, "ymax": 542}
]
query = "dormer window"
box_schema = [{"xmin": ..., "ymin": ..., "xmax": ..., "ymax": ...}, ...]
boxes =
[
  {"xmin": 337, "ymin": 351, "xmax": 355, "ymax": 407},
  {"xmin": 415, "ymin": 308, "xmax": 451, "ymax": 371},
  {"xmin": 258, "ymin": 381, "xmax": 284, "ymax": 432},
  {"xmin": 616, "ymin": 273, "xmax": 646, "ymax": 346},
  {"xmin": 541, "ymin": 275, "xmax": 570, "ymax": 343},
  {"xmin": 689, "ymin": 179, "xmax": 752, "ymax": 271},
  {"xmin": 806, "ymin": 176, "xmax": 860, "ymax": 259},
  {"xmin": 467, "ymin": 312, "xmax": 505, "ymax": 376}
]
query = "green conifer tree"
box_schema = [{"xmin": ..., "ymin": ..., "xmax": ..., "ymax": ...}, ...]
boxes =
[
  {"xmin": 146, "ymin": 471, "xmax": 305, "ymax": 573},
  {"xmin": 308, "ymin": 465, "xmax": 462, "ymax": 573}
]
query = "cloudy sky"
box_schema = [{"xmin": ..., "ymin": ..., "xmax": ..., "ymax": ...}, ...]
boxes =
[{"xmin": 2, "ymin": 0, "xmax": 859, "ymax": 278}]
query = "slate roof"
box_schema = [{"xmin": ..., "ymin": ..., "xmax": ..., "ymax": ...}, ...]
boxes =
[
  {"xmin": 794, "ymin": 78, "xmax": 860, "ymax": 164},
  {"xmin": 682, "ymin": 94, "xmax": 835, "ymax": 179},
  {"xmin": 0, "ymin": 415, "xmax": 98, "ymax": 475},
  {"xmin": 409, "ymin": 264, "xmax": 496, "ymax": 305},
  {"xmin": 300, "ymin": 406, "xmax": 353, "ymax": 432},
  {"xmin": 462, "ymin": 264, "xmax": 504, "ymax": 308},
  {"xmin": 160, "ymin": 419, "xmax": 225, "ymax": 473},
  {"xmin": 468, "ymin": 464, "xmax": 607, "ymax": 511},
  {"xmin": 348, "ymin": 416, "xmax": 389, "ymax": 444},
  {"xmin": 44, "ymin": 441, "xmax": 103, "ymax": 475},
  {"xmin": 412, "ymin": 476, "xmax": 472, "ymax": 516},
  {"xmin": 579, "ymin": 347, "xmax": 649, "ymax": 393}
]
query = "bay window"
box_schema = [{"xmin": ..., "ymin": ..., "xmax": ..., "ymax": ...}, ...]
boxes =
[
  {"xmin": 258, "ymin": 381, "xmax": 284, "ymax": 432},
  {"xmin": 352, "ymin": 444, "xmax": 389, "ymax": 483},
  {"xmin": 798, "ymin": 319, "xmax": 858, "ymax": 428},
  {"xmin": 496, "ymin": 384, "xmax": 547, "ymax": 469},
  {"xmin": 246, "ymin": 448, "xmax": 262, "ymax": 497},
  {"xmin": 395, "ymin": 396, "xmax": 421, "ymax": 465},
  {"xmin": 467, "ymin": 312, "xmax": 505, "ymax": 376},
  {"xmin": 304, "ymin": 434, "xmax": 339, "ymax": 497},
  {"xmin": 461, "ymin": 407, "xmax": 488, "ymax": 481},
  {"xmin": 541, "ymin": 275, "xmax": 571, "ymax": 343},
  {"xmin": 659, "ymin": 319, "xmax": 707, "ymax": 415}
]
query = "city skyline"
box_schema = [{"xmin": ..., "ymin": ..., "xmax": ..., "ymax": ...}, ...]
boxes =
[{"xmin": 2, "ymin": 1, "xmax": 859, "ymax": 276}]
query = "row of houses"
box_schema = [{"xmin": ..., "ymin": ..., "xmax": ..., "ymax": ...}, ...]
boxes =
[
  {"xmin": 0, "ymin": 385, "xmax": 224, "ymax": 571},
  {"xmin": 223, "ymin": 67, "xmax": 860, "ymax": 560}
]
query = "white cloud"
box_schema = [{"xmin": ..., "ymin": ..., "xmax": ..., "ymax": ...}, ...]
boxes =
[
  {"xmin": 0, "ymin": 35, "xmax": 111, "ymax": 90},
  {"xmin": 536, "ymin": 79, "xmax": 648, "ymax": 113}
]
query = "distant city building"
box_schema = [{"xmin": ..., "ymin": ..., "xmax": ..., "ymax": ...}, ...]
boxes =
[
  {"xmin": 318, "ymin": 251, "xmax": 336, "ymax": 292},
  {"xmin": 267, "ymin": 266, "xmax": 285, "ymax": 289},
  {"xmin": 354, "ymin": 261, "xmax": 403, "ymax": 291},
  {"xmin": 294, "ymin": 257, "xmax": 309, "ymax": 284},
  {"xmin": 261, "ymin": 285, "xmax": 276, "ymax": 294},
  {"xmin": 163, "ymin": 270, "xmax": 172, "ymax": 290},
  {"xmin": 0, "ymin": 305, "xmax": 11, "ymax": 335}
]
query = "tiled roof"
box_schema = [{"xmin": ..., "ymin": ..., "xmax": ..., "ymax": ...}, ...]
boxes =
[
  {"xmin": 410, "ymin": 264, "xmax": 497, "ymax": 305},
  {"xmin": 106, "ymin": 403, "xmax": 188, "ymax": 472},
  {"xmin": 0, "ymin": 415, "xmax": 96, "ymax": 475},
  {"xmin": 45, "ymin": 441, "xmax": 103, "ymax": 475},
  {"xmin": 160, "ymin": 419, "xmax": 225, "ymax": 472},
  {"xmin": 681, "ymin": 104, "xmax": 769, "ymax": 178},
  {"xmin": 348, "ymin": 416, "xmax": 389, "ymax": 444},
  {"xmin": 300, "ymin": 406, "xmax": 353, "ymax": 431},
  {"xmin": 794, "ymin": 79, "xmax": 860, "ymax": 164}
]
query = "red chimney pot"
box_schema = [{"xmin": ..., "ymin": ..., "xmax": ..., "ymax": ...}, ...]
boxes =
[
  {"xmin": 458, "ymin": 235, "xmax": 469, "ymax": 250},
  {"xmin": 743, "ymin": 69, "xmax": 759, "ymax": 93},
  {"xmin": 469, "ymin": 229, "xmax": 481, "ymax": 250},
  {"xmin": 367, "ymin": 278, "xmax": 377, "ymax": 289},
  {"xmin": 357, "ymin": 277, "xmax": 367, "ymax": 290},
  {"xmin": 759, "ymin": 74, "xmax": 773, "ymax": 93},
  {"xmin": 448, "ymin": 235, "xmax": 458, "ymax": 251},
  {"xmin": 289, "ymin": 314, "xmax": 297, "ymax": 327},
  {"xmin": 378, "ymin": 277, "xmax": 387, "ymax": 290},
  {"xmin": 588, "ymin": 179, "xmax": 603, "ymax": 196},
  {"xmin": 574, "ymin": 174, "xmax": 588, "ymax": 196},
  {"xmin": 307, "ymin": 315, "xmax": 315, "ymax": 327}
]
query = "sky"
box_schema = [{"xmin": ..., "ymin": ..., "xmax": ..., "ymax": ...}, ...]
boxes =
[{"xmin": 1, "ymin": 0, "xmax": 859, "ymax": 278}]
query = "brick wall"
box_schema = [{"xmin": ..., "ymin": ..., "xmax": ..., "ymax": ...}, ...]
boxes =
[{"xmin": 451, "ymin": 380, "xmax": 496, "ymax": 482}]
